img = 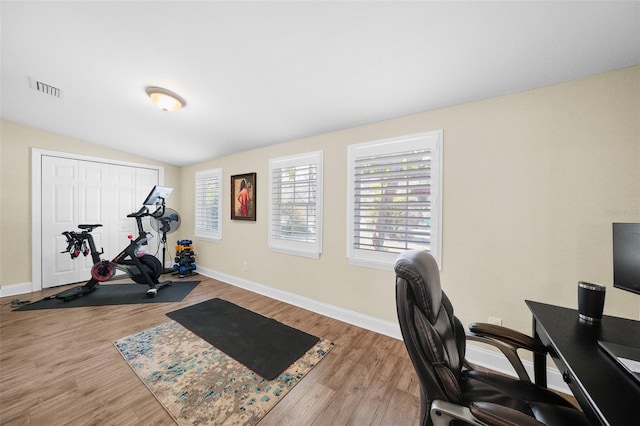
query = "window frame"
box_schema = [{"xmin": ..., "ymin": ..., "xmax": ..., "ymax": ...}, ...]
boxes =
[
  {"xmin": 194, "ymin": 168, "xmax": 223, "ymax": 242},
  {"xmin": 268, "ymin": 151, "xmax": 323, "ymax": 259},
  {"xmin": 346, "ymin": 131, "xmax": 443, "ymax": 270}
]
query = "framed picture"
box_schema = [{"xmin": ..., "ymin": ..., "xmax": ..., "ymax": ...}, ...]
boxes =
[{"xmin": 231, "ymin": 173, "xmax": 256, "ymax": 221}]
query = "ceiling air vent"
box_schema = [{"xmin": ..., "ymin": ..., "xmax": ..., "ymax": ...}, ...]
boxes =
[{"xmin": 30, "ymin": 77, "xmax": 62, "ymax": 98}]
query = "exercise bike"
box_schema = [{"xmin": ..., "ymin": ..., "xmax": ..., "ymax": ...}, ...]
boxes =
[{"xmin": 49, "ymin": 186, "xmax": 174, "ymax": 301}]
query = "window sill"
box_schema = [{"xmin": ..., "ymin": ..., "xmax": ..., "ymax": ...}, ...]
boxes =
[{"xmin": 269, "ymin": 245, "xmax": 320, "ymax": 259}]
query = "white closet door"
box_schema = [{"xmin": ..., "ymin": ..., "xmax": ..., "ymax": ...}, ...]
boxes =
[
  {"xmin": 77, "ymin": 161, "xmax": 112, "ymax": 278},
  {"xmin": 107, "ymin": 167, "xmax": 160, "ymax": 260},
  {"xmin": 41, "ymin": 157, "xmax": 80, "ymax": 287},
  {"xmin": 136, "ymin": 168, "xmax": 162, "ymax": 259},
  {"xmin": 41, "ymin": 157, "xmax": 159, "ymax": 288},
  {"xmin": 109, "ymin": 165, "xmax": 138, "ymax": 260}
]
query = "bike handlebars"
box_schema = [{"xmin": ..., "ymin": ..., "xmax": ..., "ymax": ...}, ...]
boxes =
[
  {"xmin": 126, "ymin": 204, "xmax": 165, "ymax": 219},
  {"xmin": 127, "ymin": 206, "xmax": 149, "ymax": 218}
]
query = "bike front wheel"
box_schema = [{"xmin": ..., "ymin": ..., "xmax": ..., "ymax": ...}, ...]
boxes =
[{"xmin": 131, "ymin": 254, "xmax": 163, "ymax": 284}]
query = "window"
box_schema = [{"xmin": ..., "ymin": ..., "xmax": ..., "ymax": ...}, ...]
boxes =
[
  {"xmin": 269, "ymin": 151, "xmax": 323, "ymax": 258},
  {"xmin": 347, "ymin": 131, "xmax": 442, "ymax": 269},
  {"xmin": 195, "ymin": 168, "xmax": 222, "ymax": 242}
]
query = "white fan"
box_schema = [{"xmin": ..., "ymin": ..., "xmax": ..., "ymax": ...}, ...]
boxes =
[{"xmin": 151, "ymin": 208, "xmax": 181, "ymax": 235}]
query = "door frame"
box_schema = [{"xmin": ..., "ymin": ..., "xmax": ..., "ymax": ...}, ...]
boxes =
[{"xmin": 31, "ymin": 148, "xmax": 165, "ymax": 291}]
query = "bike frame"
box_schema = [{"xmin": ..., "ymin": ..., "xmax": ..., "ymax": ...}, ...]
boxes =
[
  {"xmin": 51, "ymin": 201, "xmax": 171, "ymax": 301},
  {"xmin": 109, "ymin": 206, "xmax": 160, "ymax": 285}
]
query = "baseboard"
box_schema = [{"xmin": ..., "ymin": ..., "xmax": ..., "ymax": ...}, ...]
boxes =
[
  {"xmin": 198, "ymin": 266, "xmax": 402, "ymax": 339},
  {"xmin": 197, "ymin": 266, "xmax": 570, "ymax": 394},
  {"xmin": 0, "ymin": 281, "xmax": 34, "ymax": 298}
]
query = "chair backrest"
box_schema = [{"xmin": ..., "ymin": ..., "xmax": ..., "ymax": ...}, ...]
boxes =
[{"xmin": 395, "ymin": 250, "xmax": 467, "ymax": 409}]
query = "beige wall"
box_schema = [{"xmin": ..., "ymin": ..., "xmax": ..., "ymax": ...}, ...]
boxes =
[
  {"xmin": 0, "ymin": 120, "xmax": 180, "ymax": 288},
  {"xmin": 180, "ymin": 66, "xmax": 640, "ymax": 336},
  {"xmin": 2, "ymin": 66, "xmax": 638, "ymax": 337}
]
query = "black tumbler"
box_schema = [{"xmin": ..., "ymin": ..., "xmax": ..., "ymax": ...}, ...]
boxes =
[{"xmin": 578, "ymin": 281, "xmax": 606, "ymax": 322}]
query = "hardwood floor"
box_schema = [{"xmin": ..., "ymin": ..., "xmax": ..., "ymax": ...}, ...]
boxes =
[{"xmin": 0, "ymin": 276, "xmax": 420, "ymax": 425}]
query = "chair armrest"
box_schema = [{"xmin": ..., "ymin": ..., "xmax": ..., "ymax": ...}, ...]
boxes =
[
  {"xmin": 466, "ymin": 323, "xmax": 547, "ymax": 382},
  {"xmin": 430, "ymin": 400, "xmax": 484, "ymax": 426},
  {"xmin": 469, "ymin": 322, "xmax": 547, "ymax": 354},
  {"xmin": 430, "ymin": 400, "xmax": 546, "ymax": 426},
  {"xmin": 469, "ymin": 402, "xmax": 547, "ymax": 426}
]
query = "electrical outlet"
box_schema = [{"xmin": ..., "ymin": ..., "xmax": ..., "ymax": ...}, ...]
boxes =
[
  {"xmin": 242, "ymin": 261, "xmax": 248, "ymax": 271},
  {"xmin": 488, "ymin": 316, "xmax": 502, "ymax": 326}
]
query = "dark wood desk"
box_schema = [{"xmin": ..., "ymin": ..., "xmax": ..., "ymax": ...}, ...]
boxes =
[{"xmin": 526, "ymin": 301, "xmax": 640, "ymax": 425}]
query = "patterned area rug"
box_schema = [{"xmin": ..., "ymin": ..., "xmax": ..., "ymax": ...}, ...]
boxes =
[{"xmin": 114, "ymin": 320, "xmax": 333, "ymax": 425}]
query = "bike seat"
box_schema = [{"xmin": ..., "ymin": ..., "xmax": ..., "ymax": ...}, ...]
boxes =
[{"xmin": 78, "ymin": 224, "xmax": 102, "ymax": 231}]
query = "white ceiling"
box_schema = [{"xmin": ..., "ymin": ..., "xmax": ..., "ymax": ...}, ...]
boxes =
[{"xmin": 2, "ymin": 1, "xmax": 639, "ymax": 167}]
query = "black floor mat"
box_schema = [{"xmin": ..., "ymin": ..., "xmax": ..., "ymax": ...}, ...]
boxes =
[
  {"xmin": 166, "ymin": 298, "xmax": 320, "ymax": 380},
  {"xmin": 15, "ymin": 281, "xmax": 200, "ymax": 310}
]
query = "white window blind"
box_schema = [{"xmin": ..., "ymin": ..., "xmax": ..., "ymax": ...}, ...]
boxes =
[
  {"xmin": 195, "ymin": 168, "xmax": 222, "ymax": 242},
  {"xmin": 269, "ymin": 151, "xmax": 323, "ymax": 258},
  {"xmin": 347, "ymin": 131, "xmax": 442, "ymax": 269}
]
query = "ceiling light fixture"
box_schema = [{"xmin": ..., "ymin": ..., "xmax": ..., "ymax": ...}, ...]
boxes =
[{"xmin": 146, "ymin": 86, "xmax": 185, "ymax": 112}]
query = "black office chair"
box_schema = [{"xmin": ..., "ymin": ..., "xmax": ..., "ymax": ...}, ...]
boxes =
[{"xmin": 395, "ymin": 250, "xmax": 589, "ymax": 426}]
